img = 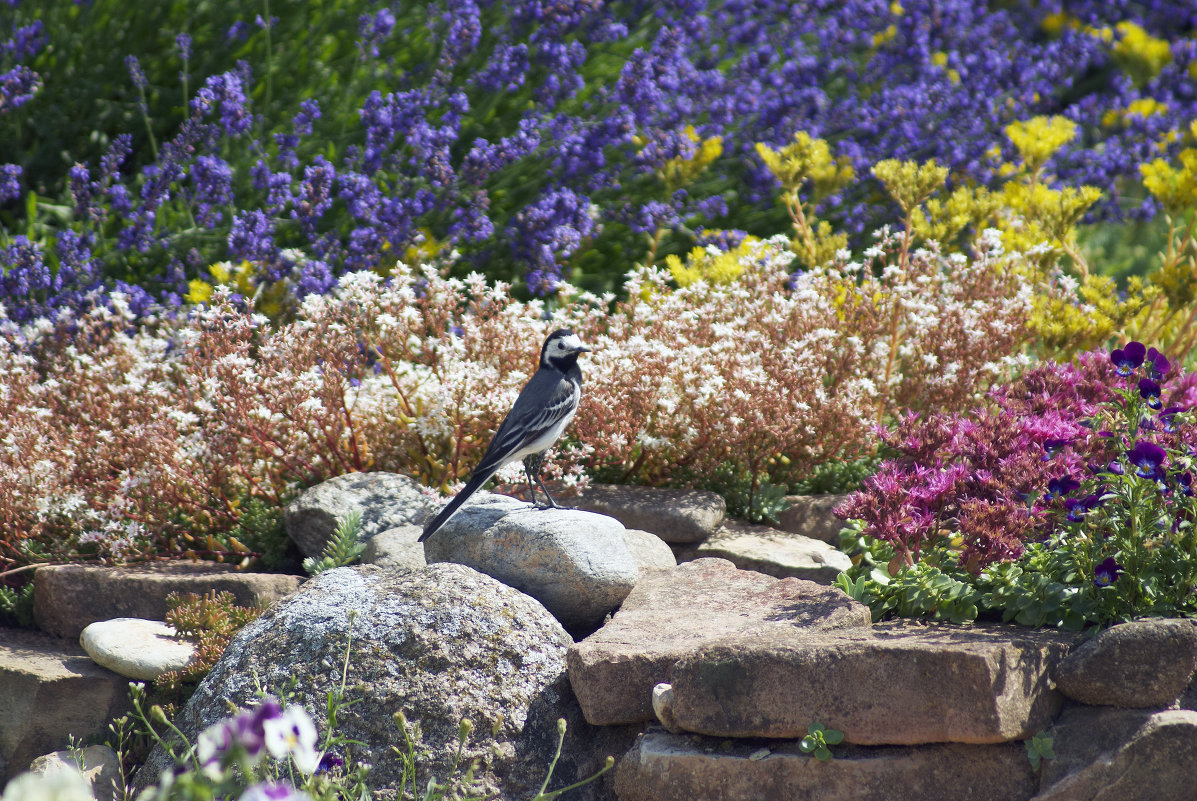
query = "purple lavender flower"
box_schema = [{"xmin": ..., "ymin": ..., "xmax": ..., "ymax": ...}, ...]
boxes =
[
  {"xmin": 176, "ymin": 32, "xmax": 192, "ymax": 62},
  {"xmin": 0, "ymin": 65, "xmax": 41, "ymax": 113},
  {"xmin": 0, "ymin": 163, "xmax": 21, "ymax": 202},
  {"xmin": 1093, "ymin": 556, "xmax": 1123, "ymax": 588},
  {"xmin": 228, "ymin": 209, "xmax": 277, "ymax": 266},
  {"xmin": 191, "ymin": 155, "xmax": 234, "ymax": 226},
  {"xmin": 1110, "ymin": 342, "xmax": 1146, "ymax": 377},
  {"xmin": 1126, "ymin": 440, "xmax": 1167, "ymax": 479}
]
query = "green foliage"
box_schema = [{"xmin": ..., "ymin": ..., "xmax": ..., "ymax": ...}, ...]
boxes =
[
  {"xmin": 154, "ymin": 590, "xmax": 264, "ymax": 713},
  {"xmin": 223, "ymin": 495, "xmax": 292, "ymax": 571},
  {"xmin": 302, "ymin": 511, "xmax": 365, "ymax": 575},
  {"xmin": 0, "ymin": 581, "xmax": 35, "ymax": 628},
  {"xmin": 692, "ymin": 463, "xmax": 790, "ymax": 525},
  {"xmin": 1026, "ymin": 730, "xmax": 1056, "ymax": 771},
  {"xmin": 798, "ymin": 722, "xmax": 844, "ymax": 762},
  {"xmin": 789, "ymin": 456, "xmax": 884, "ymax": 496}
]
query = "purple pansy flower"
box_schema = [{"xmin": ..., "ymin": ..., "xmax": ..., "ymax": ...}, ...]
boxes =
[
  {"xmin": 1094, "ymin": 556, "xmax": 1123, "ymax": 588},
  {"xmin": 1146, "ymin": 347, "xmax": 1171, "ymax": 380},
  {"xmin": 1126, "ymin": 441, "xmax": 1167, "ymax": 480},
  {"xmin": 1110, "ymin": 342, "xmax": 1146, "ymax": 377},
  {"xmin": 1046, "ymin": 475, "xmax": 1080, "ymax": 500},
  {"xmin": 1138, "ymin": 378, "xmax": 1162, "ymax": 411}
]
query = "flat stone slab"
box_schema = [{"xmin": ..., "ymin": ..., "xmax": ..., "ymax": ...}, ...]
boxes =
[
  {"xmin": 423, "ymin": 493, "xmax": 639, "ymax": 631},
  {"xmin": 0, "ymin": 628, "xmax": 130, "ymax": 784},
  {"xmin": 776, "ymin": 494, "xmax": 853, "ymax": 545},
  {"xmin": 694, "ymin": 518, "xmax": 852, "ymax": 584},
  {"xmin": 1053, "ymin": 618, "xmax": 1197, "ymax": 708},
  {"xmin": 80, "ymin": 619, "xmax": 196, "ymax": 681},
  {"xmin": 614, "ymin": 730, "xmax": 1037, "ymax": 801},
  {"xmin": 667, "ymin": 621, "xmax": 1078, "ymax": 744},
  {"xmin": 567, "ymin": 558, "xmax": 871, "ymax": 726},
  {"xmin": 34, "ymin": 563, "xmax": 301, "ymax": 639},
  {"xmin": 572, "ymin": 484, "xmax": 725, "ymax": 543}
]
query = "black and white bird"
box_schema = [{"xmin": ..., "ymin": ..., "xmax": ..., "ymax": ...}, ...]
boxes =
[{"xmin": 419, "ymin": 328, "xmax": 590, "ymax": 542}]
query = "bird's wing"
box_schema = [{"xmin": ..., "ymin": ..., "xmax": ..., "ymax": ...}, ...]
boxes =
[{"xmin": 474, "ymin": 370, "xmax": 577, "ymax": 476}]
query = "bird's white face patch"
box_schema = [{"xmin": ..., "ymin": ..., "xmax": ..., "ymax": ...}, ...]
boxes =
[{"xmin": 552, "ymin": 332, "xmax": 585, "ymax": 354}]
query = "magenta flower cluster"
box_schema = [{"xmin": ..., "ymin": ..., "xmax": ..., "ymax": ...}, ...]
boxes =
[{"xmin": 838, "ymin": 343, "xmax": 1197, "ymax": 573}]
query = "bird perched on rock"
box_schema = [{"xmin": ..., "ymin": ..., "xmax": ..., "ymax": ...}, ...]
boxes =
[{"xmin": 419, "ymin": 328, "xmax": 590, "ymax": 542}]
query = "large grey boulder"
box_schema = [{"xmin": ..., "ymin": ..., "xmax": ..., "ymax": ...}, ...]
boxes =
[
  {"xmin": 283, "ymin": 471, "xmax": 435, "ymax": 557},
  {"xmin": 694, "ymin": 518, "xmax": 852, "ymax": 584},
  {"xmin": 571, "ymin": 484, "xmax": 725, "ymax": 544},
  {"xmin": 666, "ymin": 621, "xmax": 1078, "ymax": 744},
  {"xmin": 136, "ymin": 565, "xmax": 617, "ymax": 800},
  {"xmin": 1034, "ymin": 706, "xmax": 1197, "ymax": 801},
  {"xmin": 0, "ymin": 628, "xmax": 130, "ymax": 784},
  {"xmin": 1053, "ymin": 619, "xmax": 1197, "ymax": 708},
  {"xmin": 80, "ymin": 618, "xmax": 196, "ymax": 681},
  {"xmin": 423, "ymin": 493, "xmax": 639, "ymax": 631},
  {"xmin": 567, "ymin": 558, "xmax": 871, "ymax": 726},
  {"xmin": 615, "ymin": 730, "xmax": 1037, "ymax": 801},
  {"xmin": 33, "ymin": 563, "xmax": 299, "ymax": 639}
]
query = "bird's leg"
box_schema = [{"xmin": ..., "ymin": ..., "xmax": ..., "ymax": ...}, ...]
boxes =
[
  {"xmin": 523, "ymin": 452, "xmax": 559, "ymax": 509},
  {"xmin": 522, "ymin": 454, "xmax": 542, "ymax": 506}
]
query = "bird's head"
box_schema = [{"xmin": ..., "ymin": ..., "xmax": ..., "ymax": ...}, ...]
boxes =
[{"xmin": 540, "ymin": 328, "xmax": 590, "ymax": 370}]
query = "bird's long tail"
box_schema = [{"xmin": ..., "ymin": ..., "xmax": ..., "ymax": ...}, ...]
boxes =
[{"xmin": 419, "ymin": 469, "xmax": 497, "ymax": 542}]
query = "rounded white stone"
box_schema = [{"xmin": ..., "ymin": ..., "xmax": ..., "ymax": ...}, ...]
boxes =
[{"xmin": 79, "ymin": 618, "xmax": 196, "ymax": 681}]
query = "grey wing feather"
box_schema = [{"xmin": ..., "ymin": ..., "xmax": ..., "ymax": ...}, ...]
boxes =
[{"xmin": 474, "ymin": 371, "xmax": 577, "ymax": 475}]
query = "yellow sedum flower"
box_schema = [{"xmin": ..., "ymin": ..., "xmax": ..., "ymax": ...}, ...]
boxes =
[
  {"xmin": 755, "ymin": 132, "xmax": 854, "ymax": 200},
  {"xmin": 661, "ymin": 125, "xmax": 724, "ymax": 192},
  {"xmin": 1140, "ymin": 149, "xmax": 1197, "ymax": 214},
  {"xmin": 185, "ymin": 279, "xmax": 214, "ymax": 304},
  {"xmin": 872, "ymin": 159, "xmax": 948, "ymax": 214},
  {"xmin": 1112, "ymin": 21, "xmax": 1171, "ymax": 86},
  {"xmin": 1005, "ymin": 116, "xmax": 1077, "ymax": 175},
  {"xmin": 666, "ymin": 235, "xmax": 762, "ymax": 287},
  {"xmin": 1102, "ymin": 97, "xmax": 1168, "ymax": 127}
]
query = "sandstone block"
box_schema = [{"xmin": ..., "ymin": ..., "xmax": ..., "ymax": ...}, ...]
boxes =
[
  {"xmin": 668, "ymin": 621, "xmax": 1077, "ymax": 744},
  {"xmin": 775, "ymin": 494, "xmax": 853, "ymax": 545},
  {"xmin": 566, "ymin": 558, "xmax": 870, "ymax": 726},
  {"xmin": 34, "ymin": 563, "xmax": 300, "ymax": 639},
  {"xmin": 0, "ymin": 628, "xmax": 130, "ymax": 784},
  {"xmin": 1053, "ymin": 618, "xmax": 1197, "ymax": 708},
  {"xmin": 1034, "ymin": 706, "xmax": 1197, "ymax": 801},
  {"xmin": 614, "ymin": 730, "xmax": 1037, "ymax": 801}
]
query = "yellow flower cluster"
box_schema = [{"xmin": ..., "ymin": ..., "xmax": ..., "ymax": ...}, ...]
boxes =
[
  {"xmin": 1112, "ymin": 21, "xmax": 1172, "ymax": 86},
  {"xmin": 666, "ymin": 235, "xmax": 762, "ymax": 287},
  {"xmin": 755, "ymin": 131, "xmax": 853, "ymax": 269},
  {"xmin": 1139, "ymin": 123, "xmax": 1197, "ymax": 214},
  {"xmin": 660, "ymin": 125, "xmax": 724, "ymax": 193},
  {"xmin": 184, "ymin": 259, "xmax": 291, "ymax": 320},
  {"xmin": 1101, "ymin": 97, "xmax": 1168, "ymax": 128}
]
